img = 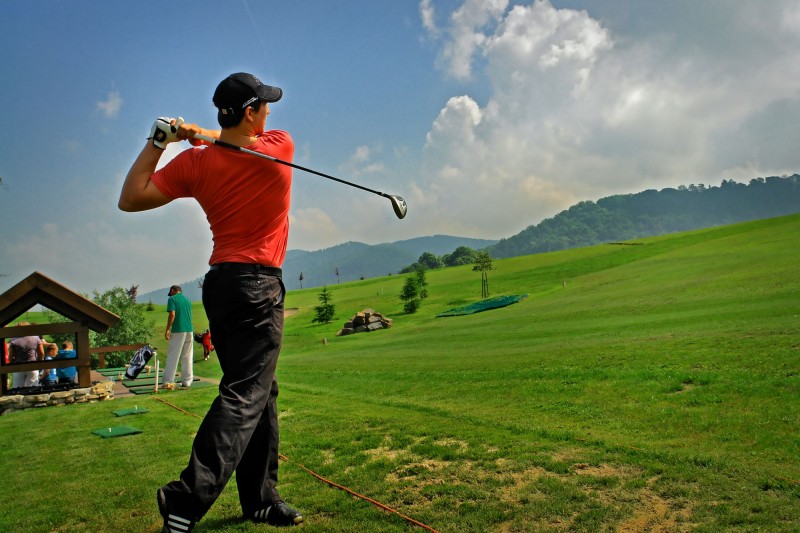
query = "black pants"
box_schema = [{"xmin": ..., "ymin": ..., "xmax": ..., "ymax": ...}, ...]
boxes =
[{"xmin": 162, "ymin": 266, "xmax": 285, "ymax": 520}]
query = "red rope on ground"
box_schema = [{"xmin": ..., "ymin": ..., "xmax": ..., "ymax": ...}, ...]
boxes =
[
  {"xmin": 277, "ymin": 453, "xmax": 439, "ymax": 533},
  {"xmin": 152, "ymin": 396, "xmax": 200, "ymax": 418},
  {"xmin": 152, "ymin": 396, "xmax": 439, "ymax": 533}
]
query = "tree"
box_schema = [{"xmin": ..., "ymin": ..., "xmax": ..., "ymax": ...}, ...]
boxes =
[
  {"xmin": 472, "ymin": 251, "xmax": 494, "ymax": 298},
  {"xmin": 443, "ymin": 246, "xmax": 478, "ymax": 266},
  {"xmin": 312, "ymin": 286, "xmax": 335, "ymax": 324},
  {"xmin": 43, "ymin": 286, "xmax": 155, "ymax": 368},
  {"xmin": 415, "ymin": 268, "xmax": 429, "ymax": 299},
  {"xmin": 299, "ymin": 272, "xmax": 304, "ymax": 289},
  {"xmin": 399, "ymin": 267, "xmax": 428, "ymax": 314},
  {"xmin": 335, "ymin": 267, "xmax": 340, "ymax": 284},
  {"xmin": 126, "ymin": 284, "xmax": 139, "ymax": 303},
  {"xmin": 417, "ymin": 252, "xmax": 444, "ymax": 270},
  {"xmin": 400, "ymin": 275, "xmax": 421, "ymax": 313},
  {"xmin": 90, "ymin": 287, "xmax": 156, "ymax": 368}
]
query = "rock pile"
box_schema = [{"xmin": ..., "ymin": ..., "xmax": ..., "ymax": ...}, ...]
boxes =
[
  {"xmin": 336, "ymin": 308, "xmax": 393, "ymax": 336},
  {"xmin": 0, "ymin": 381, "xmax": 115, "ymax": 415}
]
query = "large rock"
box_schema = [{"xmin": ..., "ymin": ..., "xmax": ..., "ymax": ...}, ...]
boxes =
[{"xmin": 336, "ymin": 309, "xmax": 393, "ymax": 337}]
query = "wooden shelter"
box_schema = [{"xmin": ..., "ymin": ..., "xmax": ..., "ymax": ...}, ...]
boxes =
[{"xmin": 0, "ymin": 272, "xmax": 119, "ymax": 394}]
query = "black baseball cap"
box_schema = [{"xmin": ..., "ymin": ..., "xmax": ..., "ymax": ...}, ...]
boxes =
[{"xmin": 213, "ymin": 72, "xmax": 283, "ymax": 117}]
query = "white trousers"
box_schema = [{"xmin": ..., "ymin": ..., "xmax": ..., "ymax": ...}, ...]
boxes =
[
  {"xmin": 13, "ymin": 370, "xmax": 39, "ymax": 388},
  {"xmin": 163, "ymin": 332, "xmax": 194, "ymax": 387}
]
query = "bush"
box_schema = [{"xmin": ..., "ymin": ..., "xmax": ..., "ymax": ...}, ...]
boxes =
[
  {"xmin": 312, "ymin": 286, "xmax": 336, "ymax": 324},
  {"xmin": 400, "ymin": 269, "xmax": 428, "ymax": 314}
]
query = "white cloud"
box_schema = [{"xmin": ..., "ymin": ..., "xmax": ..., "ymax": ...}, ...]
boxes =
[
  {"xmin": 288, "ymin": 207, "xmax": 346, "ymax": 250},
  {"xmin": 414, "ymin": 0, "xmax": 800, "ymax": 240},
  {"xmin": 419, "ymin": 0, "xmax": 437, "ymax": 34},
  {"xmin": 439, "ymin": 0, "xmax": 508, "ymax": 79},
  {"xmin": 96, "ymin": 90, "xmax": 122, "ymax": 118},
  {"xmin": 338, "ymin": 144, "xmax": 386, "ymax": 178}
]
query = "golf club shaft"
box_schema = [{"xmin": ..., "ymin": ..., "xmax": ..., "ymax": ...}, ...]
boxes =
[{"xmin": 193, "ymin": 133, "xmax": 391, "ymax": 199}]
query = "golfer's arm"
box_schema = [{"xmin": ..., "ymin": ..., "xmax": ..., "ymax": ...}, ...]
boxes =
[
  {"xmin": 165, "ymin": 311, "xmax": 176, "ymax": 336},
  {"xmin": 118, "ymin": 144, "xmax": 172, "ymax": 212}
]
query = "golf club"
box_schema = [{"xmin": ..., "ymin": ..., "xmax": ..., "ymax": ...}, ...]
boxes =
[{"xmin": 192, "ymin": 133, "xmax": 407, "ymax": 219}]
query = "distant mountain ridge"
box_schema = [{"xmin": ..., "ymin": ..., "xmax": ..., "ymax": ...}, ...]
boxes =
[
  {"xmin": 139, "ymin": 235, "xmax": 498, "ymax": 304},
  {"xmin": 488, "ymin": 174, "xmax": 800, "ymax": 258}
]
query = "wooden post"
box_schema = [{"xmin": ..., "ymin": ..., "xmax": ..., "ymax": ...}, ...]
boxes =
[
  {"xmin": 77, "ymin": 326, "xmax": 91, "ymax": 388},
  {"xmin": 154, "ymin": 357, "xmax": 159, "ymax": 393}
]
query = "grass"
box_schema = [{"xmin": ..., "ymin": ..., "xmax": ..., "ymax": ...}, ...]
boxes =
[{"xmin": 1, "ymin": 214, "xmax": 798, "ymax": 531}]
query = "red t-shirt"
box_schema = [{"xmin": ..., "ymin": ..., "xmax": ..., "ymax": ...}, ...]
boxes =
[{"xmin": 151, "ymin": 130, "xmax": 293, "ymax": 267}]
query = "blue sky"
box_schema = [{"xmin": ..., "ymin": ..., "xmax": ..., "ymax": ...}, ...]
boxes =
[{"xmin": 2, "ymin": 0, "xmax": 800, "ymax": 295}]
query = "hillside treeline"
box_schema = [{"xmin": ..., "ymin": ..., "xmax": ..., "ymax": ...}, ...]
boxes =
[
  {"xmin": 488, "ymin": 175, "xmax": 800, "ymax": 259},
  {"xmin": 399, "ymin": 246, "xmax": 480, "ymax": 273}
]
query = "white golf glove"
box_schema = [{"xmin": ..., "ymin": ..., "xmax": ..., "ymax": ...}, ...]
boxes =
[{"xmin": 148, "ymin": 116, "xmax": 184, "ymax": 149}]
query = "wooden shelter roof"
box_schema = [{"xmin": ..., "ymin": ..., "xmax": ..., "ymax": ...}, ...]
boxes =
[{"xmin": 0, "ymin": 272, "xmax": 119, "ymax": 332}]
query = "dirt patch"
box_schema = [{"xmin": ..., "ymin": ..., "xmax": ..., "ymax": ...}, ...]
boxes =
[
  {"xmin": 572, "ymin": 462, "xmax": 628, "ymax": 477},
  {"xmin": 434, "ymin": 438, "xmax": 468, "ymax": 452},
  {"xmin": 321, "ymin": 449, "xmax": 335, "ymax": 465},
  {"xmin": 352, "ymin": 436, "xmax": 696, "ymax": 530},
  {"xmin": 552, "ymin": 447, "xmax": 587, "ymax": 463},
  {"xmin": 386, "ymin": 459, "xmax": 452, "ymax": 482},
  {"xmin": 284, "ymin": 307, "xmax": 299, "ymax": 317},
  {"xmin": 363, "ymin": 436, "xmax": 413, "ymax": 463},
  {"xmin": 498, "ymin": 466, "xmax": 558, "ymax": 504},
  {"xmin": 617, "ymin": 488, "xmax": 693, "ymax": 532},
  {"xmin": 672, "ymin": 383, "xmax": 696, "ymax": 394}
]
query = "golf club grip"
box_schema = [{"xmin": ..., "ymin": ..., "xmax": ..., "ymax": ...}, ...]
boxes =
[{"xmin": 192, "ymin": 133, "xmax": 389, "ymax": 198}]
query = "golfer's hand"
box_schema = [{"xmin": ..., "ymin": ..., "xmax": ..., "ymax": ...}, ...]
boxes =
[
  {"xmin": 176, "ymin": 122, "xmax": 204, "ymax": 145},
  {"xmin": 178, "ymin": 124, "xmax": 220, "ymax": 146},
  {"xmin": 165, "ymin": 331, "xmax": 171, "ymax": 341},
  {"xmin": 149, "ymin": 117, "xmax": 184, "ymax": 149}
]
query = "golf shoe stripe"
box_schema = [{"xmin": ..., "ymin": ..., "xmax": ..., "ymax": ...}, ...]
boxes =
[
  {"xmin": 255, "ymin": 506, "xmax": 272, "ymax": 520},
  {"xmin": 167, "ymin": 513, "xmax": 191, "ymax": 531}
]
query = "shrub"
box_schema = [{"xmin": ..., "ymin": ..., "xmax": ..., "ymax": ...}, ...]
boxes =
[{"xmin": 312, "ymin": 286, "xmax": 336, "ymax": 324}]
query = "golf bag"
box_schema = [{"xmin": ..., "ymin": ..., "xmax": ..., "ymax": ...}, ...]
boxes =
[{"xmin": 124, "ymin": 344, "xmax": 155, "ymax": 380}]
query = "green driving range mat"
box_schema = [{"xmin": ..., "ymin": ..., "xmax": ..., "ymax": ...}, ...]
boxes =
[
  {"xmin": 437, "ymin": 294, "xmax": 529, "ymax": 317},
  {"xmin": 113, "ymin": 407, "xmax": 150, "ymax": 417},
  {"xmin": 96, "ymin": 368, "xmax": 129, "ymax": 376},
  {"xmin": 120, "ymin": 376, "xmax": 164, "ymax": 387},
  {"xmin": 97, "ymin": 368, "xmax": 164, "ymax": 379},
  {"xmin": 129, "ymin": 380, "xmax": 216, "ymax": 395},
  {"xmin": 123, "ymin": 376, "xmax": 200, "ymax": 387},
  {"xmin": 92, "ymin": 425, "xmax": 142, "ymax": 438}
]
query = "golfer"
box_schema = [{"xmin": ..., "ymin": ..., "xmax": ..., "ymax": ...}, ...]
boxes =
[{"xmin": 119, "ymin": 72, "xmax": 302, "ymax": 530}]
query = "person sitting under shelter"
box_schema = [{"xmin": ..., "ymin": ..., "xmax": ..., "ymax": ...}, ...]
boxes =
[
  {"xmin": 56, "ymin": 341, "xmax": 78, "ymax": 384},
  {"xmin": 41, "ymin": 343, "xmax": 59, "ymax": 386}
]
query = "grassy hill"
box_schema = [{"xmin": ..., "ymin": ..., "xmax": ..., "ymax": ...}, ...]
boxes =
[{"xmin": 1, "ymin": 214, "xmax": 798, "ymax": 531}]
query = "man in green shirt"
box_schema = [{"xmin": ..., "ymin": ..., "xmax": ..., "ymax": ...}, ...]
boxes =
[{"xmin": 164, "ymin": 285, "xmax": 194, "ymax": 388}]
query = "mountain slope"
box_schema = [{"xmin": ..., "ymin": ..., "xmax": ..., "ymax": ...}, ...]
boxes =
[{"xmin": 489, "ymin": 174, "xmax": 800, "ymax": 258}]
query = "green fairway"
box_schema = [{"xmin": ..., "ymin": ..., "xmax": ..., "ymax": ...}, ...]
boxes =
[{"xmin": 0, "ymin": 214, "xmax": 798, "ymax": 531}]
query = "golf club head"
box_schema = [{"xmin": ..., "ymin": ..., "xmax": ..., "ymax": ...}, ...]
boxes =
[{"xmin": 389, "ymin": 195, "xmax": 407, "ymax": 219}]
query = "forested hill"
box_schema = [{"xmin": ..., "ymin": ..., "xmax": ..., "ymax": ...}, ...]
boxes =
[{"xmin": 488, "ymin": 175, "xmax": 800, "ymax": 259}]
